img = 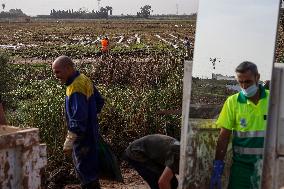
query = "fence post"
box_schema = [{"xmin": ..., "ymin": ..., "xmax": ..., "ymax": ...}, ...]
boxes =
[
  {"xmin": 179, "ymin": 59, "xmax": 194, "ymax": 189},
  {"xmin": 261, "ymin": 63, "xmax": 284, "ymax": 189}
]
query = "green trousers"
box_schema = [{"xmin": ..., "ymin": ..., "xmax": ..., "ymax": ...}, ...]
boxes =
[{"xmin": 228, "ymin": 162, "xmax": 261, "ymax": 189}]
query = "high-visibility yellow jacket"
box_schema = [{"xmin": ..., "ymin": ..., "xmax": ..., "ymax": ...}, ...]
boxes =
[{"xmin": 217, "ymin": 84, "xmax": 269, "ymax": 164}]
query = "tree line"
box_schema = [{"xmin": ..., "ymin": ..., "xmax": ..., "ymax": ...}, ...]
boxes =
[
  {"xmin": 0, "ymin": 4, "xmax": 157, "ymax": 19},
  {"xmin": 0, "ymin": 9, "xmax": 27, "ymax": 18},
  {"xmin": 49, "ymin": 6, "xmax": 113, "ymax": 19},
  {"xmin": 49, "ymin": 5, "xmax": 153, "ymax": 19}
]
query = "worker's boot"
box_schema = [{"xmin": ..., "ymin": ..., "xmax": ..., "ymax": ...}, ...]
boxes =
[{"xmin": 81, "ymin": 180, "xmax": 101, "ymax": 189}]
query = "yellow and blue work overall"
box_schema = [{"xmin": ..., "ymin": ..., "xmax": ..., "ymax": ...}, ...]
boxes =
[
  {"xmin": 217, "ymin": 85, "xmax": 269, "ymax": 189},
  {"xmin": 65, "ymin": 71, "xmax": 104, "ymax": 185}
]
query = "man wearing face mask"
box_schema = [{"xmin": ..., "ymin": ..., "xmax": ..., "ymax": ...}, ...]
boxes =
[{"xmin": 209, "ymin": 61, "xmax": 269, "ymax": 189}]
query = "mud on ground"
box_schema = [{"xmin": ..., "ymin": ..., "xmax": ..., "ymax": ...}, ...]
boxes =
[
  {"xmin": 64, "ymin": 166, "xmax": 149, "ymax": 189},
  {"xmin": 46, "ymin": 161, "xmax": 149, "ymax": 189}
]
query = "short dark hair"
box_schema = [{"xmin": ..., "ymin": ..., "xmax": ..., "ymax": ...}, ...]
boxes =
[{"xmin": 235, "ymin": 61, "xmax": 258, "ymax": 76}]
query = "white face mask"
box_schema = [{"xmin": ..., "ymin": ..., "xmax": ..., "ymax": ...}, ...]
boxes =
[{"xmin": 241, "ymin": 84, "xmax": 258, "ymax": 97}]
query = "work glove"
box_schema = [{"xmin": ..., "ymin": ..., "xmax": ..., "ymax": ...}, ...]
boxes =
[
  {"xmin": 63, "ymin": 131, "xmax": 77, "ymax": 153},
  {"xmin": 209, "ymin": 160, "xmax": 224, "ymax": 189}
]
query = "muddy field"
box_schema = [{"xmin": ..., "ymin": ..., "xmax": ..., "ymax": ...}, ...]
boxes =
[
  {"xmin": 0, "ymin": 19, "xmax": 195, "ymax": 60},
  {"xmin": 0, "ymin": 19, "xmax": 195, "ymax": 189},
  {"xmin": 1, "ymin": 17, "xmax": 284, "ymax": 188}
]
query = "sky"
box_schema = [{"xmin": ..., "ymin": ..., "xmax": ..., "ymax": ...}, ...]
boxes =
[
  {"xmin": 192, "ymin": 0, "xmax": 281, "ymax": 80},
  {"xmin": 1, "ymin": 0, "xmax": 199, "ymax": 16}
]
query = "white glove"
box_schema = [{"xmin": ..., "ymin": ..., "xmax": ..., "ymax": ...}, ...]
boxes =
[{"xmin": 63, "ymin": 131, "xmax": 77, "ymax": 152}]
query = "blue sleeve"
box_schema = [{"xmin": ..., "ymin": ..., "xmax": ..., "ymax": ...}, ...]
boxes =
[
  {"xmin": 94, "ymin": 87, "xmax": 104, "ymax": 114},
  {"xmin": 67, "ymin": 92, "xmax": 88, "ymax": 135}
]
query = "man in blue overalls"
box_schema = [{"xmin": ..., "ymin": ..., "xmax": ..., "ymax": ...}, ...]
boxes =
[{"xmin": 52, "ymin": 55, "xmax": 104, "ymax": 189}]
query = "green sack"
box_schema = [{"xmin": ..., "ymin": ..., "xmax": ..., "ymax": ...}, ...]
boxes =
[{"xmin": 98, "ymin": 136, "xmax": 124, "ymax": 183}]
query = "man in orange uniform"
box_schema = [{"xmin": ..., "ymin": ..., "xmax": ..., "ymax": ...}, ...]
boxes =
[{"xmin": 101, "ymin": 37, "xmax": 109, "ymax": 54}]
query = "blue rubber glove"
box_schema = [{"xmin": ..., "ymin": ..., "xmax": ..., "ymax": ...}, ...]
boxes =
[{"xmin": 209, "ymin": 160, "xmax": 224, "ymax": 189}]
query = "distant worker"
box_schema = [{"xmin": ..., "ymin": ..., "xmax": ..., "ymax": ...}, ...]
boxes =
[
  {"xmin": 101, "ymin": 36, "xmax": 109, "ymax": 54},
  {"xmin": 183, "ymin": 36, "xmax": 191, "ymax": 49},
  {"xmin": 183, "ymin": 37, "xmax": 192, "ymax": 58},
  {"xmin": 52, "ymin": 56, "xmax": 104, "ymax": 189},
  {"xmin": 124, "ymin": 134, "xmax": 180, "ymax": 189},
  {"xmin": 209, "ymin": 61, "xmax": 269, "ymax": 189}
]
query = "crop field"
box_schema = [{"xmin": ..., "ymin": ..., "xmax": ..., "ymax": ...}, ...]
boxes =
[
  {"xmin": 0, "ymin": 20, "xmax": 195, "ymax": 59},
  {"xmin": 0, "ymin": 18, "xmax": 283, "ymax": 188}
]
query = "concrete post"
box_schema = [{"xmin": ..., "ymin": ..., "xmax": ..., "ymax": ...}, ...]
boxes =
[
  {"xmin": 179, "ymin": 60, "xmax": 194, "ymax": 189},
  {"xmin": 261, "ymin": 63, "xmax": 284, "ymax": 189}
]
